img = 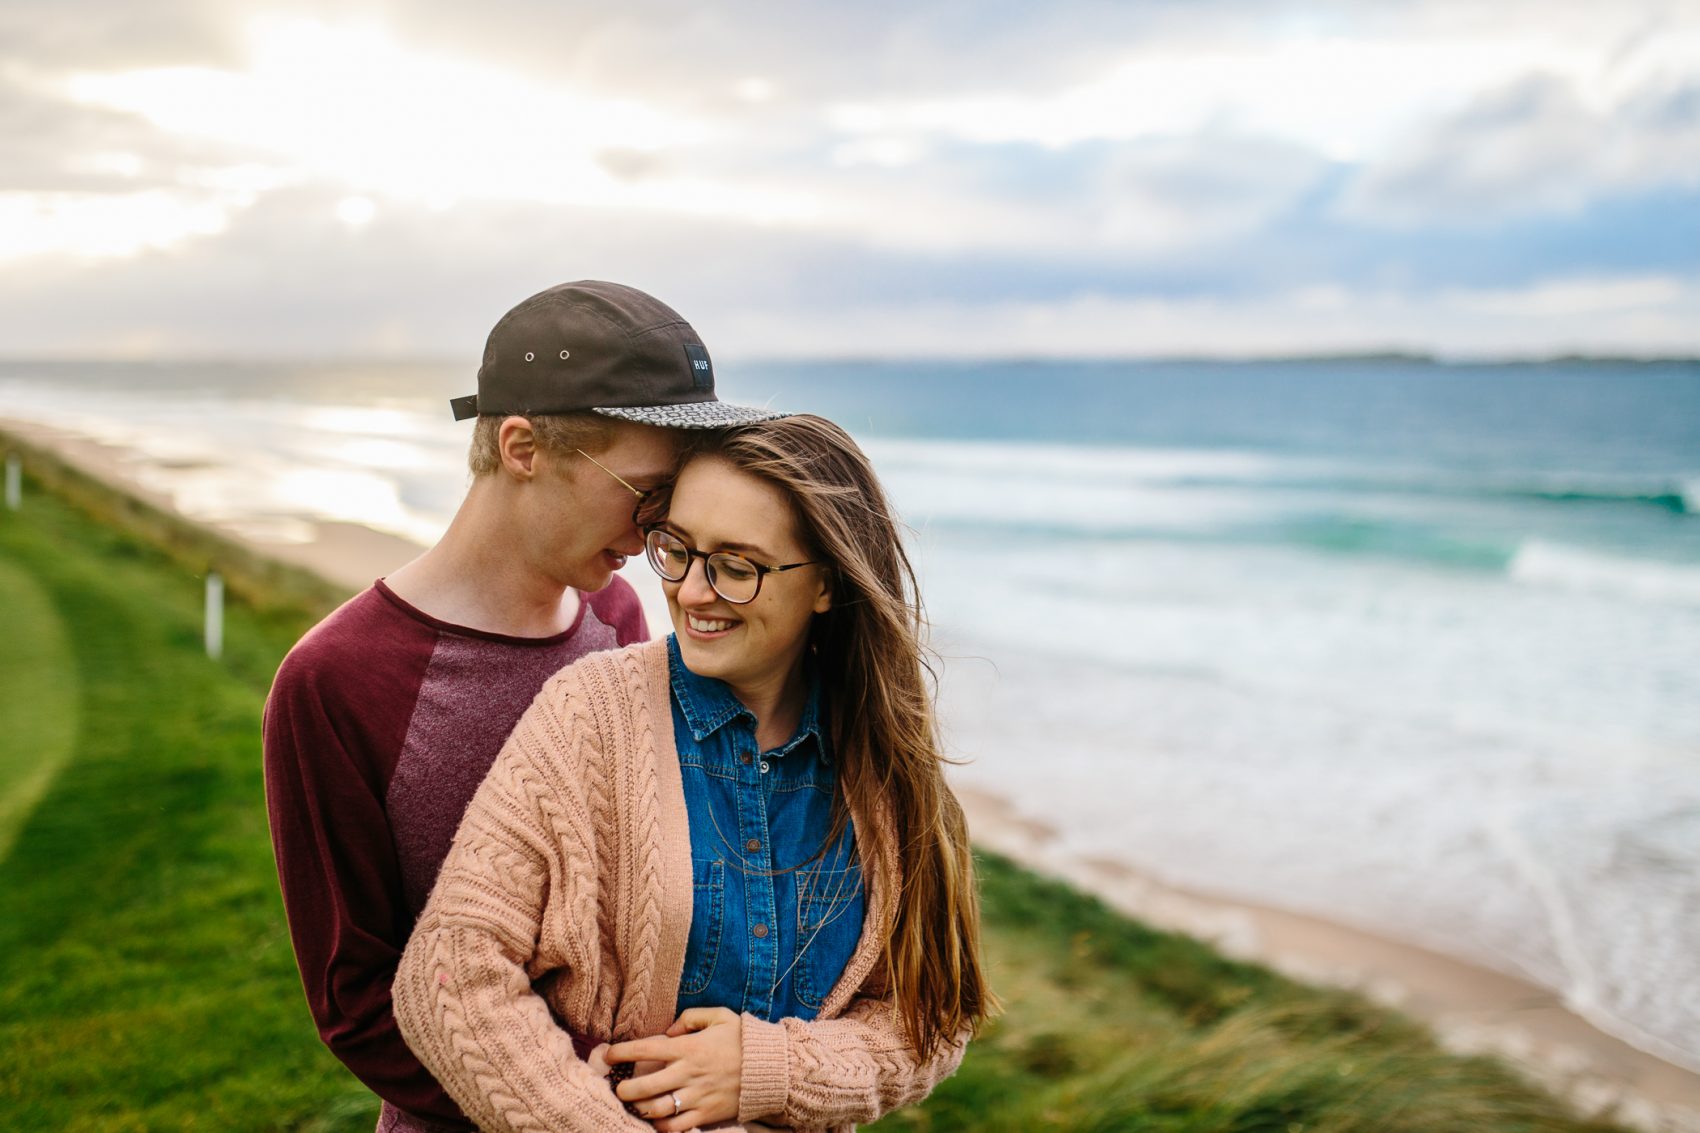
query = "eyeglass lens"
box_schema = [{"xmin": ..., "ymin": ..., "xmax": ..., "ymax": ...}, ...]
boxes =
[{"xmin": 644, "ymin": 529, "xmax": 762, "ymax": 604}]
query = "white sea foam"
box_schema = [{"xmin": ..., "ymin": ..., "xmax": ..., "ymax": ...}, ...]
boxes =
[
  {"xmin": 1486, "ymin": 787, "xmax": 1700, "ymax": 1072},
  {"xmin": 914, "ymin": 527, "xmax": 1700, "ymax": 750},
  {"xmin": 1509, "ymin": 540, "xmax": 1700, "ymax": 606},
  {"xmin": 868, "ymin": 437, "xmax": 1332, "ymax": 537},
  {"xmin": 919, "ymin": 514, "xmax": 1700, "ymax": 1064},
  {"xmin": 935, "ymin": 640, "xmax": 1700, "ymax": 1073}
]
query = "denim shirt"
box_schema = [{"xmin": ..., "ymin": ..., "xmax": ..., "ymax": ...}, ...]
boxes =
[{"xmin": 668, "ymin": 636, "xmax": 865, "ymax": 1022}]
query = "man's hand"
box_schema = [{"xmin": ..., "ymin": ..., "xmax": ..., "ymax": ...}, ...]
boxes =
[{"xmin": 606, "ymin": 1007, "xmax": 744, "ymax": 1132}]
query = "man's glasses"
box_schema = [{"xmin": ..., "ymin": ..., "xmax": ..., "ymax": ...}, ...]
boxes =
[
  {"xmin": 643, "ymin": 527, "xmax": 819, "ymax": 605},
  {"xmin": 576, "ymin": 449, "xmax": 655, "ymax": 523}
]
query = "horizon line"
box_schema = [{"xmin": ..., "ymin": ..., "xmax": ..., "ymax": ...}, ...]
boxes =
[{"xmin": 1, "ymin": 349, "xmax": 1698, "ymax": 367}]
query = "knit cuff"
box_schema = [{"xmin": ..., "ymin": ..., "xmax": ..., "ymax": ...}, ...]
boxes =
[{"xmin": 737, "ymin": 1013, "xmax": 789, "ymax": 1124}]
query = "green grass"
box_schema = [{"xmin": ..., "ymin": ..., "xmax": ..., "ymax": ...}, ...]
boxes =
[
  {"xmin": 0, "ymin": 481, "xmax": 376, "ymax": 1131},
  {"xmin": 0, "ymin": 470, "xmax": 1633, "ymax": 1132},
  {"xmin": 0, "ymin": 555, "xmax": 78, "ymax": 861},
  {"xmin": 870, "ymin": 854, "xmax": 1628, "ymax": 1132}
]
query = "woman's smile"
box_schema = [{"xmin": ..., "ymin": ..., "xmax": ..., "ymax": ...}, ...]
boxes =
[{"xmin": 683, "ymin": 612, "xmax": 738, "ymax": 637}]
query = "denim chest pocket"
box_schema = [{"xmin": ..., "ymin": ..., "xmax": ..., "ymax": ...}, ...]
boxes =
[
  {"xmin": 680, "ymin": 858, "xmax": 726, "ymax": 997},
  {"xmin": 793, "ymin": 862, "xmax": 865, "ymax": 1010}
]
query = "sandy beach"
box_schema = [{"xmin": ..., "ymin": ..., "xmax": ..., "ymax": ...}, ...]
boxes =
[
  {"xmin": 5, "ymin": 415, "xmax": 1697, "ymax": 1132},
  {"xmin": 955, "ymin": 786, "xmax": 1700, "ymax": 1131}
]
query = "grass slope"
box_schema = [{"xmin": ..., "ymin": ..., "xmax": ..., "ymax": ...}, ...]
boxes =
[
  {"xmin": 0, "ymin": 488, "xmax": 375, "ymax": 1131},
  {"xmin": 0, "ymin": 482, "xmax": 1629, "ymax": 1132},
  {"xmin": 0, "ymin": 556, "xmax": 78, "ymax": 861},
  {"xmin": 874, "ymin": 854, "xmax": 1625, "ymax": 1132}
]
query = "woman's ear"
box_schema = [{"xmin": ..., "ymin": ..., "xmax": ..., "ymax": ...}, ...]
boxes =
[{"xmin": 811, "ymin": 571, "xmax": 833, "ymax": 615}]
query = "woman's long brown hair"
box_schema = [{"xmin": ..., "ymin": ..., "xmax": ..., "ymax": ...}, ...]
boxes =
[{"xmin": 690, "ymin": 415, "xmax": 995, "ymax": 1058}]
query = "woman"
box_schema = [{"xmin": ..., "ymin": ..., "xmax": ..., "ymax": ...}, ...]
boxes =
[{"xmin": 393, "ymin": 415, "xmax": 992, "ymax": 1132}]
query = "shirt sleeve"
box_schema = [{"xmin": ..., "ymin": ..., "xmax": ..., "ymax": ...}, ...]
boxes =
[
  {"xmin": 263, "ymin": 655, "xmax": 474, "ymax": 1129},
  {"xmin": 736, "ymin": 995, "xmax": 970, "ymax": 1128},
  {"xmin": 391, "ymin": 690, "xmax": 653, "ymax": 1133}
]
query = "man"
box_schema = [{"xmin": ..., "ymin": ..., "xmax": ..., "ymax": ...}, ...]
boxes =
[{"xmin": 263, "ymin": 281, "xmax": 783, "ymax": 1132}]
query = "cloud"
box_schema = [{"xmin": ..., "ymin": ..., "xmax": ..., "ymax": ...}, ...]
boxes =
[
  {"xmin": 1339, "ymin": 72, "xmax": 1700, "ymax": 225},
  {"xmin": 0, "ymin": 72, "xmax": 296, "ymax": 262},
  {"xmin": 600, "ymin": 132, "xmax": 1332, "ymax": 257},
  {"xmin": 0, "ymin": 177, "xmax": 1691, "ymax": 360},
  {"xmin": 1, "ymin": 0, "xmax": 1698, "ymax": 356},
  {"xmin": 1090, "ymin": 134, "xmax": 1328, "ymax": 251},
  {"xmin": 818, "ymin": 15, "xmax": 1654, "ymax": 160},
  {"xmin": 706, "ymin": 274, "xmax": 1700, "ymax": 360},
  {"xmin": 0, "ymin": 0, "xmax": 237, "ymax": 70},
  {"xmin": 0, "ymin": 188, "xmax": 835, "ymax": 355},
  {"xmin": 0, "ymin": 189, "xmax": 238, "ymax": 260},
  {"xmin": 56, "ymin": 18, "xmax": 722, "ymax": 207},
  {"xmin": 0, "ymin": 73, "xmax": 262, "ymax": 194},
  {"xmin": 382, "ymin": 0, "xmax": 1198, "ymax": 107},
  {"xmin": 17, "ymin": 12, "xmax": 1337, "ymax": 261}
]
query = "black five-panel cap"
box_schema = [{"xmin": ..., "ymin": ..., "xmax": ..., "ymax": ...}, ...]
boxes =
[{"xmin": 451, "ymin": 280, "xmax": 787, "ymax": 429}]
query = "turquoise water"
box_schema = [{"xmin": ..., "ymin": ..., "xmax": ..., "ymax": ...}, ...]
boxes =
[
  {"xmin": 742, "ymin": 357, "xmax": 1700, "ymax": 576},
  {"xmin": 2, "ymin": 356, "xmax": 1697, "ymax": 1067}
]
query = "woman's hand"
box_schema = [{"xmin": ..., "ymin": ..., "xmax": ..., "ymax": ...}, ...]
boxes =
[{"xmin": 606, "ymin": 1007, "xmax": 744, "ymax": 1132}]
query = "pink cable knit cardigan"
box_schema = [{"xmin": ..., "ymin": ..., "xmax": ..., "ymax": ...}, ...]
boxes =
[{"xmin": 392, "ymin": 639, "xmax": 967, "ymax": 1132}]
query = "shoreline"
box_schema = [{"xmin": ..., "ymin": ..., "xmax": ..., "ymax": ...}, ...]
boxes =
[
  {"xmin": 955, "ymin": 786, "xmax": 1700, "ymax": 1128},
  {"xmin": 4, "ymin": 414, "xmax": 1697, "ymax": 1131}
]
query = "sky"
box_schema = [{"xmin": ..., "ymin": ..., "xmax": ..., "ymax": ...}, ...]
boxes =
[{"xmin": 2, "ymin": 0, "xmax": 1699, "ymax": 359}]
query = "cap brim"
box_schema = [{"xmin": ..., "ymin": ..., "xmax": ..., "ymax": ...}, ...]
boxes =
[{"xmin": 590, "ymin": 403, "xmax": 791, "ymax": 429}]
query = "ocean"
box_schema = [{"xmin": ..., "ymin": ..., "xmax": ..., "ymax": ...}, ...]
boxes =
[{"xmin": 2, "ymin": 355, "xmax": 1697, "ymax": 1069}]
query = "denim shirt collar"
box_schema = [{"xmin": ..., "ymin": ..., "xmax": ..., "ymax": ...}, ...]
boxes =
[{"xmin": 666, "ymin": 634, "xmax": 828, "ymax": 759}]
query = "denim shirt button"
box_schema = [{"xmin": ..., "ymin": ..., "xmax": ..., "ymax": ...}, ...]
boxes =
[
  {"xmin": 745, "ymin": 838, "xmax": 761, "ymax": 852},
  {"xmin": 752, "ymin": 923, "xmax": 769, "ymax": 939},
  {"xmin": 740, "ymin": 752, "xmax": 753, "ymax": 765},
  {"xmin": 759, "ymin": 760, "xmax": 770, "ymax": 773}
]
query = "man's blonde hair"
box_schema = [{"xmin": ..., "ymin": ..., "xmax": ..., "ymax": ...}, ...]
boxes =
[{"xmin": 467, "ymin": 412, "xmax": 620, "ymax": 476}]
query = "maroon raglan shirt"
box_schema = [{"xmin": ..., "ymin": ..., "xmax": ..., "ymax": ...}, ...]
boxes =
[{"xmin": 262, "ymin": 578, "xmax": 646, "ymax": 1132}]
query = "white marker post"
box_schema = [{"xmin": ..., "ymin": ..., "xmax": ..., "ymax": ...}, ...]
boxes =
[
  {"xmin": 4, "ymin": 454, "xmax": 18, "ymax": 511},
  {"xmin": 204, "ymin": 571, "xmax": 225, "ymax": 661}
]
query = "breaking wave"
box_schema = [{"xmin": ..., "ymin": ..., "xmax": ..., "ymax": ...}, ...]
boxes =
[{"xmin": 1508, "ymin": 540, "xmax": 1700, "ymax": 606}]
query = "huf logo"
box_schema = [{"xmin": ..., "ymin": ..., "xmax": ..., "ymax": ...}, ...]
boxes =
[{"xmin": 683, "ymin": 344, "xmax": 713, "ymax": 390}]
